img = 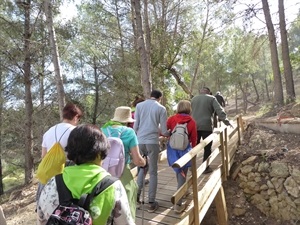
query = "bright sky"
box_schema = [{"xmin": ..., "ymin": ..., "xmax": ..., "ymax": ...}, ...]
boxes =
[
  {"xmin": 59, "ymin": 0, "xmax": 300, "ymax": 32},
  {"xmin": 234, "ymin": 0, "xmax": 300, "ymax": 32}
]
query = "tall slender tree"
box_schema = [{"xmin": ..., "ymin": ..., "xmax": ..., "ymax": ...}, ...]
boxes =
[
  {"xmin": 278, "ymin": 0, "xmax": 295, "ymax": 103},
  {"xmin": 131, "ymin": 0, "xmax": 152, "ymax": 98},
  {"xmin": 20, "ymin": 0, "xmax": 34, "ymax": 184},
  {"xmin": 44, "ymin": 0, "xmax": 65, "ymax": 118},
  {"xmin": 261, "ymin": 0, "xmax": 284, "ymax": 106}
]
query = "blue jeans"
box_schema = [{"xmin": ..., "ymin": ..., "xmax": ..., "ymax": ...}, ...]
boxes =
[{"xmin": 137, "ymin": 144, "xmax": 160, "ymax": 203}]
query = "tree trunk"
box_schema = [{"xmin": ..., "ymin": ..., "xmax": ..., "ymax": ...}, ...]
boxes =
[
  {"xmin": 261, "ymin": 0, "xmax": 284, "ymax": 107},
  {"xmin": 235, "ymin": 85, "xmax": 238, "ymax": 115},
  {"xmin": 23, "ymin": 0, "xmax": 34, "ymax": 184},
  {"xmin": 190, "ymin": 2, "xmax": 210, "ymax": 94},
  {"xmin": 44, "ymin": 0, "xmax": 65, "ymax": 118},
  {"xmin": 92, "ymin": 56, "xmax": 99, "ymax": 125},
  {"xmin": 238, "ymin": 81, "xmax": 248, "ymax": 114},
  {"xmin": 131, "ymin": 0, "xmax": 152, "ymax": 98},
  {"xmin": 278, "ymin": 0, "xmax": 296, "ymax": 103},
  {"xmin": 167, "ymin": 67, "xmax": 192, "ymax": 97},
  {"xmin": 264, "ymin": 75, "xmax": 270, "ymax": 101},
  {"xmin": 0, "ymin": 70, "xmax": 4, "ymax": 194},
  {"xmin": 251, "ymin": 74, "xmax": 260, "ymax": 102}
]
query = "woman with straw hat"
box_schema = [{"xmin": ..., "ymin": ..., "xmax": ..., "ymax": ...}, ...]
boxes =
[{"xmin": 101, "ymin": 106, "xmax": 147, "ymax": 219}]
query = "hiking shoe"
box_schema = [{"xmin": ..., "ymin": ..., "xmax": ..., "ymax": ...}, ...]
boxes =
[
  {"xmin": 136, "ymin": 200, "xmax": 142, "ymax": 210},
  {"xmin": 174, "ymin": 204, "xmax": 186, "ymax": 214},
  {"xmin": 184, "ymin": 190, "xmax": 191, "ymax": 198},
  {"xmin": 203, "ymin": 166, "xmax": 213, "ymax": 174},
  {"xmin": 148, "ymin": 201, "xmax": 159, "ymax": 213}
]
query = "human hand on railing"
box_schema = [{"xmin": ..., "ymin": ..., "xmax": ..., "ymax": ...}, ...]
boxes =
[{"xmin": 224, "ymin": 119, "xmax": 234, "ymax": 129}]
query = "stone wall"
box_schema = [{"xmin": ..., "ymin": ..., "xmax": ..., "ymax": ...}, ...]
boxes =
[{"xmin": 238, "ymin": 156, "xmax": 300, "ymax": 220}]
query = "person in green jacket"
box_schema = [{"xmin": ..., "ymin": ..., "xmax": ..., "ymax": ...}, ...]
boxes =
[
  {"xmin": 191, "ymin": 87, "xmax": 232, "ymax": 174},
  {"xmin": 37, "ymin": 124, "xmax": 135, "ymax": 225}
]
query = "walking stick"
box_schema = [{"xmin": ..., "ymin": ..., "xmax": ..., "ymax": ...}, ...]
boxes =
[{"xmin": 141, "ymin": 156, "xmax": 148, "ymax": 225}]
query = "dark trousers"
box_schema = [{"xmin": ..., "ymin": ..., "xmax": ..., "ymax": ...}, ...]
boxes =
[{"xmin": 197, "ymin": 130, "xmax": 213, "ymax": 162}]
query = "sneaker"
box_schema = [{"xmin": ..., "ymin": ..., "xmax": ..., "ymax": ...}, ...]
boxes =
[
  {"xmin": 184, "ymin": 190, "xmax": 191, "ymax": 198},
  {"xmin": 136, "ymin": 200, "xmax": 142, "ymax": 210},
  {"xmin": 174, "ymin": 204, "xmax": 186, "ymax": 214},
  {"xmin": 148, "ymin": 201, "xmax": 159, "ymax": 213},
  {"xmin": 203, "ymin": 166, "xmax": 213, "ymax": 174}
]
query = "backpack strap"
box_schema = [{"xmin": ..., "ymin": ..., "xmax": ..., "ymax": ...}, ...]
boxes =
[
  {"xmin": 106, "ymin": 126, "xmax": 124, "ymax": 138},
  {"xmin": 55, "ymin": 174, "xmax": 73, "ymax": 206},
  {"xmin": 55, "ymin": 174, "xmax": 117, "ymax": 209},
  {"xmin": 57, "ymin": 126, "xmax": 71, "ymax": 142},
  {"xmin": 80, "ymin": 175, "xmax": 118, "ymax": 209}
]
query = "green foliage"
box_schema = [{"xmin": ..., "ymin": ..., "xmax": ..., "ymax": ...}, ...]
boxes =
[
  {"xmin": 3, "ymin": 169, "xmax": 24, "ymax": 192},
  {"xmin": 256, "ymin": 103, "xmax": 274, "ymax": 117},
  {"xmin": 0, "ymin": 0, "xmax": 298, "ymax": 191}
]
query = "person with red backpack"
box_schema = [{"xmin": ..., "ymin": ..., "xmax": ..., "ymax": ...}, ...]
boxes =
[
  {"xmin": 166, "ymin": 100, "xmax": 197, "ymax": 213},
  {"xmin": 101, "ymin": 106, "xmax": 147, "ymax": 219}
]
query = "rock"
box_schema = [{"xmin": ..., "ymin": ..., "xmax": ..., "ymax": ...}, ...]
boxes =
[
  {"xmin": 269, "ymin": 162, "xmax": 289, "ymax": 178},
  {"xmin": 291, "ymin": 103, "xmax": 300, "ymax": 117}
]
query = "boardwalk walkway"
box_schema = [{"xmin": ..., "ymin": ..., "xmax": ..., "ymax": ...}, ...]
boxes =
[
  {"xmin": 135, "ymin": 156, "xmax": 205, "ymax": 225},
  {"xmin": 135, "ymin": 123, "xmax": 240, "ymax": 225}
]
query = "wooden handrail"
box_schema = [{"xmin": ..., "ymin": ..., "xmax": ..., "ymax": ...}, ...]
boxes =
[{"xmin": 169, "ymin": 115, "xmax": 244, "ymax": 225}]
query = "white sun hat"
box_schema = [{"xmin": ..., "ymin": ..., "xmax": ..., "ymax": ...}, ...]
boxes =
[{"xmin": 111, "ymin": 106, "xmax": 135, "ymax": 123}]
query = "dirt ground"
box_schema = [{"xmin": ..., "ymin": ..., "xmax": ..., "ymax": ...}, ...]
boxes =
[{"xmin": 1, "ymin": 107, "xmax": 300, "ymax": 225}]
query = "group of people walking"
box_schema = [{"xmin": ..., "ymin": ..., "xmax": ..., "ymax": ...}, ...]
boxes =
[{"xmin": 33, "ymin": 87, "xmax": 231, "ymax": 225}]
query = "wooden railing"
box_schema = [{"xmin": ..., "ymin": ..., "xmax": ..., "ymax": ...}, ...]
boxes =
[
  {"xmin": 170, "ymin": 115, "xmax": 244, "ymax": 225},
  {"xmin": 131, "ymin": 115, "xmax": 244, "ymax": 225}
]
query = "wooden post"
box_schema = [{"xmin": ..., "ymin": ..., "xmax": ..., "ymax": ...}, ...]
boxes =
[
  {"xmin": 237, "ymin": 116, "xmax": 241, "ymax": 145},
  {"xmin": 239, "ymin": 114, "xmax": 245, "ymax": 133},
  {"xmin": 214, "ymin": 186, "xmax": 228, "ymax": 225},
  {"xmin": 219, "ymin": 131, "xmax": 226, "ymax": 181},
  {"xmin": 224, "ymin": 127, "xmax": 228, "ymax": 178},
  {"xmin": 191, "ymin": 157, "xmax": 200, "ymax": 225}
]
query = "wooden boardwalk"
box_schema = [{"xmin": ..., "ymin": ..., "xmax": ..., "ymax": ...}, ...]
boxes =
[
  {"xmin": 135, "ymin": 143, "xmax": 224, "ymax": 225},
  {"xmin": 135, "ymin": 119, "xmax": 242, "ymax": 225}
]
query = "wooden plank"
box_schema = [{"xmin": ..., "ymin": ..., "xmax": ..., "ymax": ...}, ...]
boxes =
[
  {"xmin": 214, "ymin": 186, "xmax": 228, "ymax": 225},
  {"xmin": 135, "ymin": 116, "xmax": 243, "ymax": 225},
  {"xmin": 191, "ymin": 157, "xmax": 200, "ymax": 225}
]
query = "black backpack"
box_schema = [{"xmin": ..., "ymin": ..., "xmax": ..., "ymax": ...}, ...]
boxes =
[{"xmin": 46, "ymin": 174, "xmax": 117, "ymax": 225}]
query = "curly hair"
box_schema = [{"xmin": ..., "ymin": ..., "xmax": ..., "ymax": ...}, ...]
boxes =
[{"xmin": 66, "ymin": 124, "xmax": 109, "ymax": 165}]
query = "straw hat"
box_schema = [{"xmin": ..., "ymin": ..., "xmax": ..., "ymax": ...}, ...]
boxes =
[{"xmin": 111, "ymin": 106, "xmax": 135, "ymax": 123}]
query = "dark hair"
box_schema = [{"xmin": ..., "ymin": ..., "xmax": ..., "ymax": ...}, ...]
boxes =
[
  {"xmin": 132, "ymin": 96, "xmax": 145, "ymax": 107},
  {"xmin": 150, "ymin": 90, "xmax": 162, "ymax": 99},
  {"xmin": 200, "ymin": 87, "xmax": 211, "ymax": 94},
  {"xmin": 203, "ymin": 87, "xmax": 211, "ymax": 92},
  {"xmin": 63, "ymin": 102, "xmax": 83, "ymax": 120},
  {"xmin": 66, "ymin": 124, "xmax": 109, "ymax": 165}
]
